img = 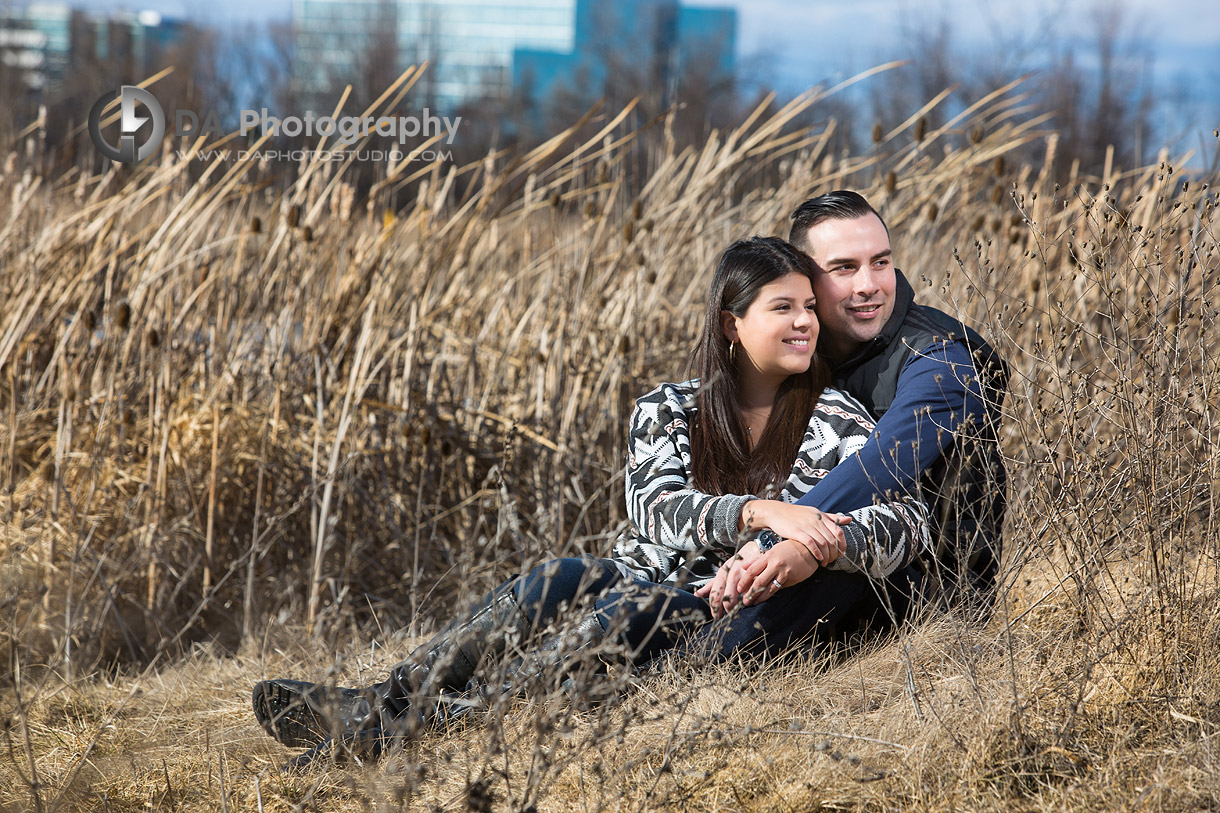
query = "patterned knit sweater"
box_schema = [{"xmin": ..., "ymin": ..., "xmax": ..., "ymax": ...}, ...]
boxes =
[{"xmin": 611, "ymin": 381, "xmax": 931, "ymax": 590}]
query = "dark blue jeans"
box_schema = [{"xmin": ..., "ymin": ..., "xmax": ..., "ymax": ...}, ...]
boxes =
[{"xmin": 508, "ymin": 556, "xmax": 920, "ymax": 668}]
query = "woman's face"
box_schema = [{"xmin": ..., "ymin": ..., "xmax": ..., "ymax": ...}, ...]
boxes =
[{"xmin": 721, "ymin": 272, "xmax": 819, "ymax": 385}]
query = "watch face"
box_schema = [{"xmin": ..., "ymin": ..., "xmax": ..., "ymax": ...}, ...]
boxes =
[{"xmin": 757, "ymin": 529, "xmax": 781, "ymax": 551}]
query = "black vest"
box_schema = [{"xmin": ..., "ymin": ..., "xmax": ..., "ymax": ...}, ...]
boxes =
[{"xmin": 830, "ymin": 271, "xmax": 1009, "ymax": 606}]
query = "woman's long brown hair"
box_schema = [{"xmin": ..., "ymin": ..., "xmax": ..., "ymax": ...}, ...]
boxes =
[{"xmin": 689, "ymin": 237, "xmax": 830, "ymax": 497}]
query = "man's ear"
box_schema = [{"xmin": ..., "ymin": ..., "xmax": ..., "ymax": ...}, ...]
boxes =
[{"xmin": 720, "ymin": 310, "xmax": 738, "ymax": 343}]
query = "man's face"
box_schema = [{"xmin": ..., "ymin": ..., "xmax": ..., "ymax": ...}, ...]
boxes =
[{"xmin": 799, "ymin": 213, "xmax": 896, "ymax": 360}]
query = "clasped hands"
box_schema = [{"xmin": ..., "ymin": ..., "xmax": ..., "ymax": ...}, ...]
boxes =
[{"xmin": 694, "ymin": 500, "xmax": 851, "ymax": 619}]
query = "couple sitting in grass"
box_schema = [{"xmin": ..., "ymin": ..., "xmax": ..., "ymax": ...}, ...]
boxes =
[{"xmin": 252, "ymin": 190, "xmax": 1009, "ymax": 768}]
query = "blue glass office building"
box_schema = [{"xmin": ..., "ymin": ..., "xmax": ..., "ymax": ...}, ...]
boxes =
[{"xmin": 513, "ymin": 0, "xmax": 736, "ymax": 106}]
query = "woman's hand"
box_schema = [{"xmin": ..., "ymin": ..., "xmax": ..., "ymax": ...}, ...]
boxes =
[
  {"xmin": 741, "ymin": 500, "xmax": 851, "ymax": 565},
  {"xmin": 738, "ymin": 538, "xmax": 819, "ymax": 606},
  {"xmin": 695, "ymin": 541, "xmax": 763, "ymax": 619}
]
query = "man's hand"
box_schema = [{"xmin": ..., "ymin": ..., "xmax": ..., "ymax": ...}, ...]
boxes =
[
  {"xmin": 695, "ymin": 541, "xmax": 763, "ymax": 619},
  {"xmin": 742, "ymin": 500, "xmax": 851, "ymax": 563}
]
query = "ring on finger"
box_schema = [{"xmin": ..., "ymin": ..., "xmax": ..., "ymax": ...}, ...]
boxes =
[{"xmin": 771, "ymin": 578, "xmax": 783, "ymax": 590}]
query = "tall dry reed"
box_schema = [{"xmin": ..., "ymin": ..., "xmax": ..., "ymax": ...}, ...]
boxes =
[{"xmin": 1, "ymin": 73, "xmax": 1218, "ymax": 811}]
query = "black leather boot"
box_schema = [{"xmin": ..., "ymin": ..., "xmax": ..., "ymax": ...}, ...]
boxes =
[
  {"xmin": 252, "ymin": 679, "xmax": 376, "ymax": 748},
  {"xmin": 253, "ymin": 584, "xmax": 535, "ymax": 752},
  {"xmin": 254, "ymin": 583, "xmax": 616, "ymax": 766},
  {"xmin": 371, "ymin": 583, "xmax": 533, "ymax": 720}
]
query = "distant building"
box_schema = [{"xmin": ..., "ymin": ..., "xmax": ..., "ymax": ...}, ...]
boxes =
[
  {"xmin": 513, "ymin": 0, "xmax": 736, "ymax": 110},
  {"xmin": 0, "ymin": 2, "xmax": 71, "ymax": 91},
  {"xmin": 677, "ymin": 5, "xmax": 736, "ymax": 80},
  {"xmin": 292, "ymin": 0, "xmax": 398, "ymax": 110},
  {"xmin": 399, "ymin": 0, "xmax": 576, "ymax": 109},
  {"xmin": 290, "ymin": 0, "xmax": 736, "ymax": 113},
  {"xmin": 0, "ymin": 3, "xmax": 187, "ymax": 97}
]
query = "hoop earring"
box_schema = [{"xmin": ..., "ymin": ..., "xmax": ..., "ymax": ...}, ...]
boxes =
[{"xmin": 729, "ymin": 341, "xmax": 737, "ymax": 364}]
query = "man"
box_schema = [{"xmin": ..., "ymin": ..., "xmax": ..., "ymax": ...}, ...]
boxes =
[{"xmin": 724, "ymin": 190, "xmax": 1008, "ymax": 625}]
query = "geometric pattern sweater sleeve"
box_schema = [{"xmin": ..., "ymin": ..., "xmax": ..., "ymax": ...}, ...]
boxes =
[{"xmin": 612, "ymin": 380, "xmax": 931, "ymax": 590}]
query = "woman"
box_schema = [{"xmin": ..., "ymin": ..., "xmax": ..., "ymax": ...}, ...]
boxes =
[{"xmin": 253, "ymin": 236, "xmax": 929, "ymax": 767}]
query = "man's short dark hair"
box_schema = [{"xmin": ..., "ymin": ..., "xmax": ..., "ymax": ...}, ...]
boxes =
[{"xmin": 788, "ymin": 190, "xmax": 888, "ymax": 252}]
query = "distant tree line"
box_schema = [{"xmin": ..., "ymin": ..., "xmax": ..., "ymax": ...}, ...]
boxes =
[{"xmin": 0, "ymin": 0, "xmax": 1207, "ymax": 189}]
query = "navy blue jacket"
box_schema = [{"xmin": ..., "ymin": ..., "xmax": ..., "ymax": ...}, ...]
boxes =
[{"xmin": 798, "ymin": 270, "xmax": 1008, "ymax": 604}]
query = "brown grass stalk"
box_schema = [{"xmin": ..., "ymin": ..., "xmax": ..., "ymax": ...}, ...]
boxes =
[{"xmin": 0, "ymin": 74, "xmax": 1218, "ymax": 810}]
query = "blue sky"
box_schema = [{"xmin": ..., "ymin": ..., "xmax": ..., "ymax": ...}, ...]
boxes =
[{"xmin": 69, "ymin": 0, "xmax": 1220, "ymax": 159}]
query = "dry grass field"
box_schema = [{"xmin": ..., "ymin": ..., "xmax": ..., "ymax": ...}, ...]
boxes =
[{"xmin": 2, "ymin": 76, "xmax": 1219, "ymax": 811}]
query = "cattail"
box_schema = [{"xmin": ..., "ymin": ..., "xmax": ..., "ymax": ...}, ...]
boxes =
[
  {"xmin": 147, "ymin": 328, "xmax": 160, "ymax": 348},
  {"xmin": 583, "ymin": 200, "xmax": 597, "ymax": 219},
  {"xmin": 549, "ymin": 191, "xmax": 561, "ymax": 209},
  {"xmin": 117, "ymin": 301, "xmax": 131, "ymax": 331},
  {"xmin": 631, "ymin": 199, "xmax": 642, "ymax": 220},
  {"xmin": 914, "ymin": 117, "xmax": 927, "ymax": 143},
  {"xmin": 288, "ymin": 204, "xmax": 300, "ymax": 228},
  {"xmin": 885, "ymin": 172, "xmax": 897, "ymax": 194},
  {"xmin": 623, "ymin": 221, "xmax": 634, "ymax": 244},
  {"xmin": 332, "ymin": 182, "xmax": 354, "ymax": 222},
  {"xmin": 123, "ymin": 407, "xmax": 136, "ymax": 426},
  {"xmin": 871, "ymin": 121, "xmax": 883, "ymax": 144},
  {"xmin": 970, "ymin": 127, "xmax": 983, "ymax": 144},
  {"xmin": 971, "ymin": 214, "xmax": 985, "ymax": 231},
  {"xmin": 302, "ymin": 226, "xmax": 314, "ymax": 243},
  {"xmin": 250, "ymin": 215, "xmax": 262, "ymax": 234},
  {"xmin": 926, "ymin": 202, "xmax": 938, "ymax": 222},
  {"xmin": 991, "ymin": 185, "xmax": 1003, "ymax": 205},
  {"xmin": 641, "ymin": 218, "xmax": 654, "ymax": 233},
  {"xmin": 645, "ymin": 270, "xmax": 656, "ymax": 284},
  {"xmin": 993, "ymin": 156, "xmax": 1005, "ymax": 177},
  {"xmin": 84, "ymin": 309, "xmax": 97, "ymax": 332}
]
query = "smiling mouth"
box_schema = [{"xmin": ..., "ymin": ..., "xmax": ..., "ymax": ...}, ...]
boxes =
[
  {"xmin": 847, "ymin": 303, "xmax": 882, "ymax": 315},
  {"xmin": 783, "ymin": 338, "xmax": 809, "ymax": 347}
]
